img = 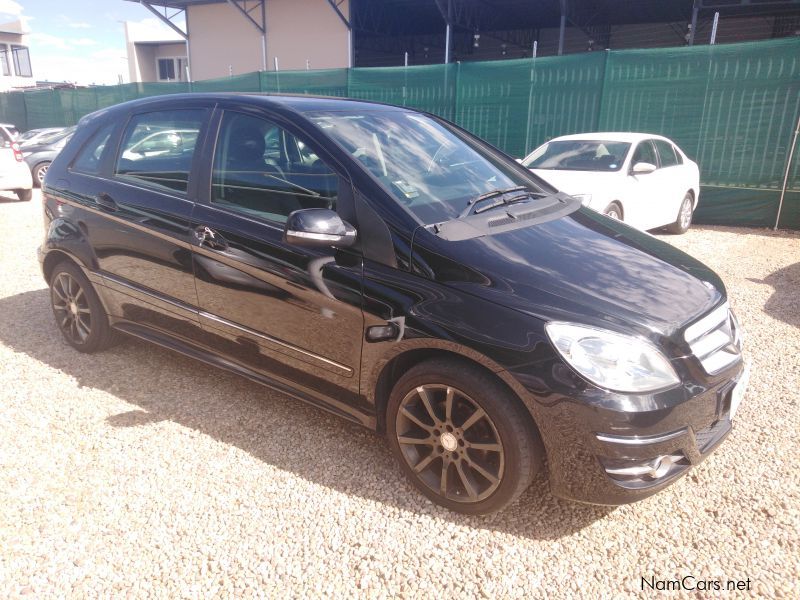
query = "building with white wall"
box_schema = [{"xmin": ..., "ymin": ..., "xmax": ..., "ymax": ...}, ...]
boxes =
[
  {"xmin": 124, "ymin": 0, "xmax": 351, "ymax": 83},
  {"xmin": 0, "ymin": 20, "xmax": 34, "ymax": 91}
]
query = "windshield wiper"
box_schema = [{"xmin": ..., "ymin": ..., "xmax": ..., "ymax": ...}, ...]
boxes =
[{"xmin": 459, "ymin": 186, "xmax": 547, "ymax": 218}]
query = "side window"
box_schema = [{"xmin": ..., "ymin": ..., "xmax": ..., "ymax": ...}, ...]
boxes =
[
  {"xmin": 114, "ymin": 109, "xmax": 204, "ymax": 194},
  {"xmin": 71, "ymin": 123, "xmax": 115, "ymax": 175},
  {"xmin": 673, "ymin": 145, "xmax": 684, "ymax": 165},
  {"xmin": 631, "ymin": 141, "xmax": 657, "ymax": 167},
  {"xmin": 211, "ymin": 111, "xmax": 338, "ymax": 224},
  {"xmin": 654, "ymin": 139, "xmax": 679, "ymax": 168}
]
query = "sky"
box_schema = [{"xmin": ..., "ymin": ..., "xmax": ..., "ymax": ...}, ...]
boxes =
[{"xmin": 1, "ymin": 0, "xmax": 180, "ymax": 85}]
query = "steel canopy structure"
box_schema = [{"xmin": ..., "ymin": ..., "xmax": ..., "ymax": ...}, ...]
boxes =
[{"xmin": 126, "ymin": 0, "xmax": 800, "ymax": 69}]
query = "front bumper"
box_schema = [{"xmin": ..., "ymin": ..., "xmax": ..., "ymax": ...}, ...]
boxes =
[{"xmin": 510, "ymin": 358, "xmax": 746, "ymax": 505}]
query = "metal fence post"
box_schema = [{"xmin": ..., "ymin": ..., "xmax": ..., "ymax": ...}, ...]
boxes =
[{"xmin": 775, "ymin": 112, "xmax": 800, "ymax": 230}]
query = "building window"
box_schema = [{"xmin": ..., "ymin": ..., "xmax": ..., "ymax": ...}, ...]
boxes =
[
  {"xmin": 0, "ymin": 46, "xmax": 9, "ymax": 76},
  {"xmin": 11, "ymin": 45, "xmax": 32, "ymax": 77},
  {"xmin": 156, "ymin": 57, "xmax": 187, "ymax": 82}
]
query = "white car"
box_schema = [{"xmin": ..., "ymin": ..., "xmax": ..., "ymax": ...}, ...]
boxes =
[
  {"xmin": 0, "ymin": 122, "xmax": 33, "ymax": 201},
  {"xmin": 521, "ymin": 132, "xmax": 700, "ymax": 233}
]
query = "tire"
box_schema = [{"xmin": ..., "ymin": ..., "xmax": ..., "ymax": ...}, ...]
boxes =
[
  {"xmin": 15, "ymin": 188, "xmax": 32, "ymax": 201},
  {"xmin": 603, "ymin": 202, "xmax": 623, "ymax": 221},
  {"xmin": 386, "ymin": 358, "xmax": 543, "ymax": 515},
  {"xmin": 33, "ymin": 161, "xmax": 51, "ymax": 187},
  {"xmin": 49, "ymin": 261, "xmax": 118, "ymax": 353},
  {"xmin": 665, "ymin": 193, "xmax": 694, "ymax": 234}
]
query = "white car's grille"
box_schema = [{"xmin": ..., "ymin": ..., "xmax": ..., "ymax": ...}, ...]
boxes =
[{"xmin": 684, "ymin": 302, "xmax": 743, "ymax": 375}]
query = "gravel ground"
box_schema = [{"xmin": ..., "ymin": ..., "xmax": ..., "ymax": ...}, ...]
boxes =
[{"xmin": 1, "ymin": 190, "xmax": 798, "ymax": 598}]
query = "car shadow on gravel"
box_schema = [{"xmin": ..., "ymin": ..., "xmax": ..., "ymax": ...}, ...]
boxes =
[
  {"xmin": 0, "ymin": 288, "xmax": 613, "ymax": 540},
  {"xmin": 749, "ymin": 261, "xmax": 800, "ymax": 330}
]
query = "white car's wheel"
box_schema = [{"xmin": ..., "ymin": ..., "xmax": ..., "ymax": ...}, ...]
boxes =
[
  {"xmin": 666, "ymin": 193, "xmax": 694, "ymax": 235},
  {"xmin": 603, "ymin": 202, "xmax": 623, "ymax": 221}
]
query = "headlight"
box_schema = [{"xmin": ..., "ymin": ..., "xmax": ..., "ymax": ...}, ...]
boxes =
[
  {"xmin": 571, "ymin": 193, "xmax": 592, "ymax": 206},
  {"xmin": 545, "ymin": 322, "xmax": 680, "ymax": 393}
]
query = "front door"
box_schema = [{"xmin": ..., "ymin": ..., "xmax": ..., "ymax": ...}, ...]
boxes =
[
  {"xmin": 625, "ymin": 139, "xmax": 663, "ymax": 230},
  {"xmin": 190, "ymin": 108, "xmax": 366, "ymax": 415}
]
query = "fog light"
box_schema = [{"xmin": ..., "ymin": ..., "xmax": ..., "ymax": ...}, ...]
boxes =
[{"xmin": 601, "ymin": 453, "xmax": 687, "ymax": 483}]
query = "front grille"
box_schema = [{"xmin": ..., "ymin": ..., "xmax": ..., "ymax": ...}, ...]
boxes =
[{"xmin": 684, "ymin": 302, "xmax": 742, "ymax": 375}]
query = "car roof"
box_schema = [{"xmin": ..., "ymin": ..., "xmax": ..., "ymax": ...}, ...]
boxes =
[
  {"xmin": 546, "ymin": 132, "xmax": 675, "ymax": 144},
  {"xmin": 83, "ymin": 93, "xmax": 411, "ymax": 124}
]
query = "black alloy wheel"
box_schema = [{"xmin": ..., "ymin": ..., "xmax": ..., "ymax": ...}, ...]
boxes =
[
  {"xmin": 49, "ymin": 262, "xmax": 118, "ymax": 353},
  {"xmin": 387, "ymin": 359, "xmax": 542, "ymax": 515},
  {"xmin": 396, "ymin": 384, "xmax": 505, "ymax": 503}
]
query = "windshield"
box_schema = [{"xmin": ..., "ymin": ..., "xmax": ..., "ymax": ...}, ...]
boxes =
[
  {"xmin": 308, "ymin": 110, "xmax": 544, "ymax": 224},
  {"xmin": 523, "ymin": 140, "xmax": 631, "ymax": 172}
]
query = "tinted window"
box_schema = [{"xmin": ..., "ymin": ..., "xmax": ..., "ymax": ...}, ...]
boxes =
[
  {"xmin": 654, "ymin": 139, "xmax": 679, "ymax": 168},
  {"xmin": 631, "ymin": 141, "xmax": 657, "ymax": 166},
  {"xmin": 0, "ymin": 47, "xmax": 8, "ymax": 76},
  {"xmin": 72, "ymin": 123, "xmax": 115, "ymax": 175},
  {"xmin": 211, "ymin": 112, "xmax": 338, "ymax": 223},
  {"xmin": 523, "ymin": 140, "xmax": 630, "ymax": 172},
  {"xmin": 157, "ymin": 58, "xmax": 175, "ymax": 81},
  {"xmin": 115, "ymin": 109, "xmax": 204, "ymax": 194}
]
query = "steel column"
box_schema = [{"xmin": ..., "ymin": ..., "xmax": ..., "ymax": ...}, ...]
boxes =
[{"xmin": 558, "ymin": 0, "xmax": 567, "ymax": 56}]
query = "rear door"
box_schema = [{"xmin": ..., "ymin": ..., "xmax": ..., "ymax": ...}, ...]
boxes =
[
  {"xmin": 652, "ymin": 138, "xmax": 686, "ymax": 227},
  {"xmin": 190, "ymin": 106, "xmax": 367, "ymax": 415},
  {"xmin": 86, "ymin": 103, "xmax": 211, "ymax": 340}
]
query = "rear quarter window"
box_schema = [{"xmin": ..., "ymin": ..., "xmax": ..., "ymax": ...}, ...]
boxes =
[{"xmin": 71, "ymin": 123, "xmax": 116, "ymax": 175}]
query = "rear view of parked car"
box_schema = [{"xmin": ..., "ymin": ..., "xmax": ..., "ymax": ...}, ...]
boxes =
[
  {"xmin": 38, "ymin": 94, "xmax": 747, "ymax": 515},
  {"xmin": 0, "ymin": 124, "xmax": 33, "ymax": 201},
  {"xmin": 23, "ymin": 126, "xmax": 76, "ymax": 187},
  {"xmin": 521, "ymin": 133, "xmax": 700, "ymax": 234}
]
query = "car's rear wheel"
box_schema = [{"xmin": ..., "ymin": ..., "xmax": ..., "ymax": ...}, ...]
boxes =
[
  {"xmin": 33, "ymin": 161, "xmax": 51, "ymax": 187},
  {"xmin": 50, "ymin": 261, "xmax": 117, "ymax": 353},
  {"xmin": 666, "ymin": 193, "xmax": 694, "ymax": 234},
  {"xmin": 603, "ymin": 202, "xmax": 623, "ymax": 221},
  {"xmin": 387, "ymin": 359, "xmax": 542, "ymax": 515},
  {"xmin": 15, "ymin": 188, "xmax": 32, "ymax": 201}
]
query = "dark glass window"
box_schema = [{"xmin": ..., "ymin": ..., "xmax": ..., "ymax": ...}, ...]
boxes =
[
  {"xmin": 11, "ymin": 46, "xmax": 32, "ymax": 77},
  {"xmin": 72, "ymin": 123, "xmax": 116, "ymax": 175},
  {"xmin": 211, "ymin": 111, "xmax": 338, "ymax": 223},
  {"xmin": 654, "ymin": 139, "xmax": 679, "ymax": 168},
  {"xmin": 631, "ymin": 140, "xmax": 658, "ymax": 166},
  {"xmin": 115, "ymin": 109, "xmax": 204, "ymax": 194},
  {"xmin": 157, "ymin": 58, "xmax": 176, "ymax": 81}
]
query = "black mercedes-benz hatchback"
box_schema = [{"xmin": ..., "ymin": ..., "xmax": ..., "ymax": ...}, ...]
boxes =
[{"xmin": 38, "ymin": 94, "xmax": 748, "ymax": 514}]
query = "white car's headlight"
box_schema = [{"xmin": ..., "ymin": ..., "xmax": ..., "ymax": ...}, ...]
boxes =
[{"xmin": 545, "ymin": 322, "xmax": 680, "ymax": 393}]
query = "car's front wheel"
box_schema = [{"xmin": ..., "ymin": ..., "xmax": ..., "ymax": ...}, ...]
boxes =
[
  {"xmin": 387, "ymin": 358, "xmax": 542, "ymax": 515},
  {"xmin": 50, "ymin": 261, "xmax": 118, "ymax": 353}
]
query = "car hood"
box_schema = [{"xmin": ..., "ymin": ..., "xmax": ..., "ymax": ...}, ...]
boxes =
[
  {"xmin": 410, "ymin": 207, "xmax": 723, "ymax": 338},
  {"xmin": 529, "ymin": 168, "xmax": 620, "ymax": 196}
]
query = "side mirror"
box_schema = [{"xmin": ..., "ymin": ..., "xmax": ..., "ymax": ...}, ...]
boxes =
[
  {"xmin": 631, "ymin": 162, "xmax": 656, "ymax": 175},
  {"xmin": 284, "ymin": 208, "xmax": 357, "ymax": 248}
]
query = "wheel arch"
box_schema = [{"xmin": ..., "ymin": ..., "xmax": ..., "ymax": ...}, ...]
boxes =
[{"xmin": 370, "ymin": 343, "xmax": 543, "ymax": 447}]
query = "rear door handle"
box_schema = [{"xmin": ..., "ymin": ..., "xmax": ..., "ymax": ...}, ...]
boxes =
[
  {"xmin": 194, "ymin": 225, "xmax": 228, "ymax": 251},
  {"xmin": 95, "ymin": 193, "xmax": 118, "ymax": 211}
]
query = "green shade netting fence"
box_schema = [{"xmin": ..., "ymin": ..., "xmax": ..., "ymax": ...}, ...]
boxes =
[{"xmin": 2, "ymin": 37, "xmax": 798, "ymax": 227}]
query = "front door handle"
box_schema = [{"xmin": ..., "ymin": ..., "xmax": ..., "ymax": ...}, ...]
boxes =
[
  {"xmin": 194, "ymin": 225, "xmax": 228, "ymax": 251},
  {"xmin": 95, "ymin": 193, "xmax": 118, "ymax": 211}
]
